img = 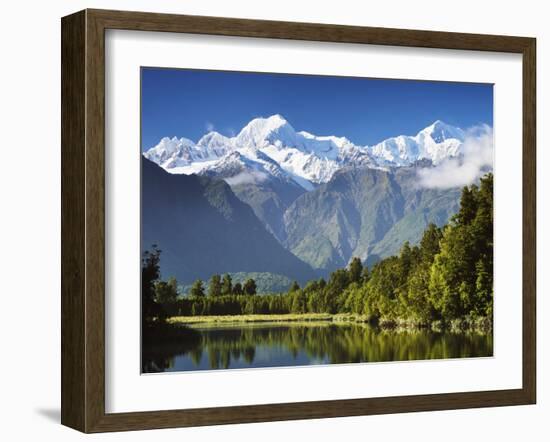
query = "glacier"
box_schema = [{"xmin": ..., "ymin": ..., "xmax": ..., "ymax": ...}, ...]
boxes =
[{"xmin": 143, "ymin": 115, "xmax": 486, "ymax": 190}]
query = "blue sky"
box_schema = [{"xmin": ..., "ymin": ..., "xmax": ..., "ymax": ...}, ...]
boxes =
[{"xmin": 141, "ymin": 67, "xmax": 493, "ymax": 151}]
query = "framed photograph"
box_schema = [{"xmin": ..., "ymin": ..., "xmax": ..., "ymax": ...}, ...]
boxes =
[{"xmin": 61, "ymin": 9, "xmax": 536, "ymax": 433}]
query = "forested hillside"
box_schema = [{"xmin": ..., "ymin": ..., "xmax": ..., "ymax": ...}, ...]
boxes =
[{"xmin": 144, "ymin": 173, "xmax": 493, "ymax": 327}]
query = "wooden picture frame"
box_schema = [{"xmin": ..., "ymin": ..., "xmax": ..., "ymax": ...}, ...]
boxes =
[{"xmin": 61, "ymin": 8, "xmax": 536, "ymax": 433}]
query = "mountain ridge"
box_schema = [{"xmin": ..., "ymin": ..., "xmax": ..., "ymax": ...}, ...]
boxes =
[
  {"xmin": 143, "ymin": 115, "xmax": 481, "ymax": 189},
  {"xmin": 141, "ymin": 116, "xmax": 491, "ymax": 284},
  {"xmin": 282, "ymin": 165, "xmax": 461, "ymax": 272},
  {"xmin": 141, "ymin": 157, "xmax": 316, "ymax": 287}
]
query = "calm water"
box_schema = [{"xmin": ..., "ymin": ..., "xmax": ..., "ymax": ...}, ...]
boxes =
[{"xmin": 142, "ymin": 322, "xmax": 493, "ymax": 373}]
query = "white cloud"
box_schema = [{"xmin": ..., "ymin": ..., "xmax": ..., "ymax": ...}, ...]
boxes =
[
  {"xmin": 417, "ymin": 125, "xmax": 493, "ymax": 189},
  {"xmin": 205, "ymin": 121, "xmax": 215, "ymax": 132},
  {"xmin": 224, "ymin": 170, "xmax": 269, "ymax": 186}
]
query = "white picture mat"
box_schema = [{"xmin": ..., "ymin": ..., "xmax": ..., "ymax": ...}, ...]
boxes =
[{"xmin": 105, "ymin": 29, "xmax": 523, "ymax": 414}]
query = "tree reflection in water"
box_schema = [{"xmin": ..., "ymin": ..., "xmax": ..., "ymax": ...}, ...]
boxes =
[{"xmin": 142, "ymin": 322, "xmax": 493, "ymax": 373}]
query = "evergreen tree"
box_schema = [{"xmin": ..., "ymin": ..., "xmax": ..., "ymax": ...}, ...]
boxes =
[
  {"xmin": 328, "ymin": 268, "xmax": 350, "ymax": 293},
  {"xmin": 221, "ymin": 273, "xmax": 233, "ymax": 296},
  {"xmin": 141, "ymin": 245, "xmax": 162, "ymax": 323},
  {"xmin": 243, "ymin": 278, "xmax": 257, "ymax": 295},
  {"xmin": 244, "ymin": 297, "xmax": 255, "ymax": 314},
  {"xmin": 364, "ymin": 257, "xmax": 401, "ymax": 319},
  {"xmin": 155, "ymin": 276, "xmax": 179, "ymax": 305},
  {"xmin": 405, "ymin": 265, "xmax": 436, "ymax": 322},
  {"xmin": 398, "ymin": 241, "xmax": 413, "ymax": 280},
  {"xmin": 427, "ymin": 177, "xmax": 493, "ymax": 319},
  {"xmin": 153, "ymin": 276, "xmax": 178, "ymax": 320},
  {"xmin": 361, "ymin": 266, "xmax": 370, "ymax": 284},
  {"xmin": 289, "ymin": 280, "xmax": 300, "ymax": 292},
  {"xmin": 208, "ymin": 274, "xmax": 222, "ymax": 297},
  {"xmin": 348, "ymin": 257, "xmax": 363, "ymax": 283},
  {"xmin": 190, "ymin": 279, "xmax": 205, "ymax": 298},
  {"xmin": 420, "ymin": 223, "xmax": 442, "ymax": 262},
  {"xmin": 429, "ymin": 225, "xmax": 472, "ymax": 318},
  {"xmin": 456, "ymin": 185, "xmax": 478, "ymax": 225},
  {"xmin": 232, "ymin": 282, "xmax": 243, "ymax": 295},
  {"xmin": 304, "ymin": 280, "xmax": 320, "ymax": 292},
  {"xmin": 290, "ymin": 290, "xmax": 306, "ymax": 313},
  {"xmin": 401, "ymin": 224, "xmax": 442, "ymax": 322},
  {"xmin": 474, "ymin": 259, "xmax": 492, "ymax": 317},
  {"xmin": 181, "ymin": 173, "xmax": 493, "ymax": 324}
]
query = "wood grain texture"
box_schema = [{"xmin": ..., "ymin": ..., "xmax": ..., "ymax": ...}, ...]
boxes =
[
  {"xmin": 61, "ymin": 8, "xmax": 537, "ymax": 433},
  {"xmin": 89, "ymin": 8, "xmax": 532, "ymax": 52},
  {"xmin": 61, "ymin": 10, "xmax": 86, "ymax": 432},
  {"xmin": 522, "ymin": 38, "xmax": 537, "ymax": 403},
  {"xmin": 84, "ymin": 9, "xmax": 107, "ymax": 432}
]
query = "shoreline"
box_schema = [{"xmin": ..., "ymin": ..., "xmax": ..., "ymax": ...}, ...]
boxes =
[
  {"xmin": 169, "ymin": 313, "xmax": 334, "ymax": 325},
  {"xmin": 168, "ymin": 313, "xmax": 492, "ymax": 333}
]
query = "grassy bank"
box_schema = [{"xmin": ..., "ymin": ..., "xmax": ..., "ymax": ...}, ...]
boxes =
[
  {"xmin": 168, "ymin": 313, "xmax": 335, "ymax": 325},
  {"xmin": 168, "ymin": 313, "xmax": 492, "ymax": 333}
]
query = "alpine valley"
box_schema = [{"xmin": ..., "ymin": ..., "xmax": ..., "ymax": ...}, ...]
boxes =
[{"xmin": 142, "ymin": 115, "xmax": 490, "ymax": 292}]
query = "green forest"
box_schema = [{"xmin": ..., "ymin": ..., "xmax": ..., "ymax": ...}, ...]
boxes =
[{"xmin": 142, "ymin": 173, "xmax": 493, "ymax": 329}]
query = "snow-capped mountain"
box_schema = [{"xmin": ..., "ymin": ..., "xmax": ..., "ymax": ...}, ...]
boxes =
[
  {"xmin": 199, "ymin": 149, "xmax": 295, "ymax": 188},
  {"xmin": 370, "ymin": 120, "xmax": 465, "ymax": 166},
  {"xmin": 144, "ymin": 114, "xmax": 379, "ymax": 189},
  {"xmin": 143, "ymin": 115, "xmax": 473, "ymax": 190},
  {"xmin": 144, "ymin": 133, "xmax": 232, "ymax": 170}
]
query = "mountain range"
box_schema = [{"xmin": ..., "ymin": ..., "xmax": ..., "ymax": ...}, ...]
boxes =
[
  {"xmin": 142, "ymin": 115, "xmax": 488, "ymax": 291},
  {"xmin": 142, "ymin": 158, "xmax": 316, "ymax": 287},
  {"xmin": 283, "ymin": 165, "xmax": 460, "ymax": 270},
  {"xmin": 144, "ymin": 114, "xmax": 468, "ymax": 188}
]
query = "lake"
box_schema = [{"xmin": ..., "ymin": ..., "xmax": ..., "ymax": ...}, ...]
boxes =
[{"xmin": 142, "ymin": 321, "xmax": 493, "ymax": 373}]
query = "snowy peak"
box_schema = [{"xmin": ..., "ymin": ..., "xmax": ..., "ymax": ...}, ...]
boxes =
[
  {"xmin": 235, "ymin": 114, "xmax": 297, "ymax": 149},
  {"xmin": 196, "ymin": 131, "xmax": 234, "ymax": 158},
  {"xmin": 143, "ymin": 114, "xmax": 377, "ymax": 188},
  {"xmin": 143, "ymin": 136, "xmax": 197, "ymax": 168},
  {"xmin": 369, "ymin": 135, "xmax": 419, "ymax": 166},
  {"xmin": 370, "ymin": 120, "xmax": 466, "ymax": 166},
  {"xmin": 197, "ymin": 131, "xmax": 231, "ymax": 149},
  {"xmin": 201, "ymin": 151, "xmax": 255, "ymax": 177},
  {"xmin": 200, "ymin": 149, "xmax": 306, "ymax": 192},
  {"xmin": 418, "ymin": 120, "xmax": 465, "ymax": 143},
  {"xmin": 143, "ymin": 116, "xmax": 481, "ymax": 190}
]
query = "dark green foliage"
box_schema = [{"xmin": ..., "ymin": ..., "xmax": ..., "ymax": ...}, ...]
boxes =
[
  {"xmin": 456, "ymin": 186, "xmax": 478, "ymax": 225},
  {"xmin": 348, "ymin": 257, "xmax": 363, "ymax": 284},
  {"xmin": 232, "ymin": 282, "xmax": 243, "ymax": 295},
  {"xmin": 289, "ymin": 281, "xmax": 300, "ymax": 292},
  {"xmin": 141, "ymin": 247, "xmax": 203, "ymax": 365},
  {"xmin": 221, "ymin": 274, "xmax": 233, "ymax": 296},
  {"xmin": 145, "ymin": 174, "xmax": 493, "ymax": 325},
  {"xmin": 180, "ymin": 272, "xmax": 294, "ymax": 294},
  {"xmin": 420, "ymin": 223, "xmax": 443, "ymax": 261},
  {"xmin": 228, "ymin": 272, "xmax": 293, "ymax": 294},
  {"xmin": 143, "ymin": 322, "xmax": 492, "ymax": 373},
  {"xmin": 153, "ymin": 276, "xmax": 179, "ymax": 319},
  {"xmin": 142, "ymin": 323, "xmax": 202, "ymax": 373},
  {"xmin": 208, "ymin": 274, "xmax": 222, "ymax": 297},
  {"xmin": 243, "ymin": 278, "xmax": 257, "ymax": 296},
  {"xmin": 190, "ymin": 279, "xmax": 205, "ymax": 298},
  {"xmin": 328, "ymin": 268, "xmax": 350, "ymax": 294},
  {"xmin": 155, "ymin": 277, "xmax": 179, "ymax": 305},
  {"xmin": 475, "ymin": 259, "xmax": 492, "ymax": 317},
  {"xmin": 427, "ymin": 174, "xmax": 493, "ymax": 319},
  {"xmin": 141, "ymin": 245, "xmax": 164, "ymax": 324}
]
